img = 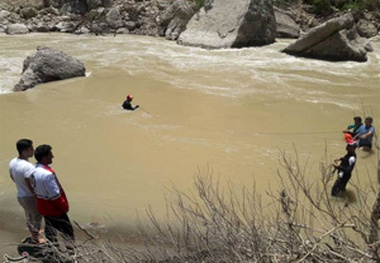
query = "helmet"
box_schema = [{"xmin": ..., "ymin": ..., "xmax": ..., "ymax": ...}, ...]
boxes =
[{"xmin": 126, "ymin": 94, "xmax": 133, "ymax": 101}]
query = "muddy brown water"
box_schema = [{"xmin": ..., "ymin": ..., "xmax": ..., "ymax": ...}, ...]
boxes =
[{"xmin": 0, "ymin": 33, "xmax": 379, "ymax": 256}]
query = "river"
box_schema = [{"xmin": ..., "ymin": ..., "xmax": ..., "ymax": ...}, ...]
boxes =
[{"xmin": 0, "ymin": 33, "xmax": 379, "ymax": 255}]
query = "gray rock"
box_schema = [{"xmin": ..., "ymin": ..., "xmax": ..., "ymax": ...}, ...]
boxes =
[
  {"xmin": 54, "ymin": 21, "xmax": 75, "ymax": 32},
  {"xmin": 283, "ymin": 14, "xmax": 370, "ymax": 62},
  {"xmin": 5, "ymin": 23, "xmax": 29, "ymax": 35},
  {"xmin": 75, "ymin": 26, "xmax": 91, "ymax": 34},
  {"xmin": 116, "ymin": 27, "xmax": 129, "ymax": 34},
  {"xmin": 14, "ymin": 46, "xmax": 86, "ymax": 91},
  {"xmin": 60, "ymin": 1, "xmax": 88, "ymax": 15},
  {"xmin": 20, "ymin": 7, "xmax": 38, "ymax": 19},
  {"xmin": 274, "ymin": 7, "xmax": 300, "ymax": 38},
  {"xmin": 105, "ymin": 6, "xmax": 123, "ymax": 29},
  {"xmin": 0, "ymin": 10, "xmax": 11, "ymax": 20},
  {"xmin": 177, "ymin": 0, "xmax": 276, "ymax": 49},
  {"xmin": 159, "ymin": 0, "xmax": 200, "ymax": 40},
  {"xmin": 357, "ymin": 19, "xmax": 378, "ymax": 38},
  {"xmin": 45, "ymin": 6, "xmax": 60, "ymax": 16},
  {"xmin": 282, "ymin": 13, "xmax": 371, "ymax": 62},
  {"xmin": 35, "ymin": 23, "xmax": 50, "ymax": 32},
  {"xmin": 124, "ymin": 21, "xmax": 136, "ymax": 31}
]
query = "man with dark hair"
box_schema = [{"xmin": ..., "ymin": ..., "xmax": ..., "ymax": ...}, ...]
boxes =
[
  {"xmin": 9, "ymin": 139, "xmax": 44, "ymax": 243},
  {"xmin": 342, "ymin": 116, "xmax": 363, "ymax": 142},
  {"xmin": 354, "ymin": 116, "xmax": 375, "ymax": 151},
  {"xmin": 331, "ymin": 141, "xmax": 357, "ymax": 196},
  {"xmin": 32, "ymin": 144, "xmax": 75, "ymax": 247}
]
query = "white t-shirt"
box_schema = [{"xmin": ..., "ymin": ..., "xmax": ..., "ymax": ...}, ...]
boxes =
[
  {"xmin": 33, "ymin": 164, "xmax": 61, "ymax": 200},
  {"xmin": 9, "ymin": 158, "xmax": 35, "ymax": 198}
]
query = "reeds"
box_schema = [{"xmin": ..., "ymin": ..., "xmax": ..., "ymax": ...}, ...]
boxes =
[
  {"xmin": 128, "ymin": 148, "xmax": 380, "ymax": 262},
  {"xmin": 14, "ymin": 147, "xmax": 379, "ymax": 262}
]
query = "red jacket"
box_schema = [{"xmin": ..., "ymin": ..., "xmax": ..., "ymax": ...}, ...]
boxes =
[{"xmin": 33, "ymin": 164, "xmax": 69, "ymax": 216}]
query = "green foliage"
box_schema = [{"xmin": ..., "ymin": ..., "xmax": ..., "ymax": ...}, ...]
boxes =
[
  {"xmin": 301, "ymin": 0, "xmax": 380, "ymax": 12},
  {"xmin": 195, "ymin": 0, "xmax": 205, "ymax": 7},
  {"xmin": 313, "ymin": 0, "xmax": 332, "ymax": 14},
  {"xmin": 273, "ymin": 0, "xmax": 300, "ymax": 8}
]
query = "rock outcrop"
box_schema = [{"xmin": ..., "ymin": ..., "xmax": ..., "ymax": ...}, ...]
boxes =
[
  {"xmin": 5, "ymin": 23, "xmax": 29, "ymax": 35},
  {"xmin": 357, "ymin": 18, "xmax": 378, "ymax": 38},
  {"xmin": 14, "ymin": 46, "xmax": 86, "ymax": 91},
  {"xmin": 282, "ymin": 13, "xmax": 372, "ymax": 62},
  {"xmin": 159, "ymin": 0, "xmax": 200, "ymax": 40},
  {"xmin": 177, "ymin": 0, "xmax": 276, "ymax": 49},
  {"xmin": 275, "ymin": 7, "xmax": 300, "ymax": 38}
]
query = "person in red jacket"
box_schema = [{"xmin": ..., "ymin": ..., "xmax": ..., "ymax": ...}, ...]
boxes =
[{"xmin": 32, "ymin": 144, "xmax": 74, "ymax": 246}]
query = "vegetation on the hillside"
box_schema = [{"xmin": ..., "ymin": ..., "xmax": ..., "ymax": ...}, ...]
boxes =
[{"xmin": 274, "ymin": 0, "xmax": 380, "ymax": 14}]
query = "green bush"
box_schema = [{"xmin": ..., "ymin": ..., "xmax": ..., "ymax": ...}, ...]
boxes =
[
  {"xmin": 313, "ymin": 0, "xmax": 332, "ymax": 14},
  {"xmin": 301, "ymin": 0, "xmax": 380, "ymax": 11}
]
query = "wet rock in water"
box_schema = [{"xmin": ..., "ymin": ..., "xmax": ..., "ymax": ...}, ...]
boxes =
[
  {"xmin": 177, "ymin": 0, "xmax": 276, "ymax": 49},
  {"xmin": 14, "ymin": 46, "xmax": 86, "ymax": 92},
  {"xmin": 282, "ymin": 13, "xmax": 372, "ymax": 62},
  {"xmin": 0, "ymin": 10, "xmax": 11, "ymax": 21},
  {"xmin": 5, "ymin": 23, "xmax": 29, "ymax": 35},
  {"xmin": 356, "ymin": 19, "xmax": 378, "ymax": 38}
]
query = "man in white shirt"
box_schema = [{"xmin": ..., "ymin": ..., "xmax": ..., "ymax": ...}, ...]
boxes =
[{"xmin": 9, "ymin": 139, "xmax": 44, "ymax": 243}]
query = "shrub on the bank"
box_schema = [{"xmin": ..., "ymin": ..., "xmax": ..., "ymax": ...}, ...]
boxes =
[
  {"xmin": 274, "ymin": 0, "xmax": 380, "ymax": 12},
  {"xmin": 20, "ymin": 148, "xmax": 379, "ymax": 262},
  {"xmin": 128, "ymin": 149, "xmax": 380, "ymax": 262},
  {"xmin": 304, "ymin": 0, "xmax": 380, "ymax": 12}
]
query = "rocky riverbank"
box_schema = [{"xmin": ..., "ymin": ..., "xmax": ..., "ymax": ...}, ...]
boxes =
[{"xmin": 0, "ymin": 0, "xmax": 378, "ymax": 39}]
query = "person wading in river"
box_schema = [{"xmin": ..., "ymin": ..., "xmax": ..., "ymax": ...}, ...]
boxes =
[
  {"xmin": 122, "ymin": 94, "xmax": 139, "ymax": 111},
  {"xmin": 331, "ymin": 141, "xmax": 357, "ymax": 197},
  {"xmin": 342, "ymin": 116, "xmax": 362, "ymax": 143},
  {"xmin": 354, "ymin": 116, "xmax": 375, "ymax": 152}
]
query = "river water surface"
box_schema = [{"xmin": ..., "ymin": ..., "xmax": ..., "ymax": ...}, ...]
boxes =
[{"xmin": 0, "ymin": 33, "xmax": 379, "ymax": 254}]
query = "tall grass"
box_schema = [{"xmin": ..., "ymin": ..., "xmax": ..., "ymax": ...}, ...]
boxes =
[
  {"xmin": 13, "ymin": 148, "xmax": 379, "ymax": 262},
  {"xmin": 128, "ymin": 148, "xmax": 380, "ymax": 262}
]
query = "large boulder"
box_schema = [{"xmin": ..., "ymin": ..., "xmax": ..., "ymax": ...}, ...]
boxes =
[
  {"xmin": 282, "ymin": 13, "xmax": 372, "ymax": 62},
  {"xmin": 274, "ymin": 7, "xmax": 300, "ymax": 38},
  {"xmin": 0, "ymin": 10, "xmax": 11, "ymax": 21},
  {"xmin": 356, "ymin": 19, "xmax": 378, "ymax": 38},
  {"xmin": 20, "ymin": 7, "xmax": 38, "ymax": 19},
  {"xmin": 105, "ymin": 6, "xmax": 123, "ymax": 29},
  {"xmin": 177, "ymin": 0, "xmax": 276, "ymax": 49},
  {"xmin": 159, "ymin": 0, "xmax": 200, "ymax": 40},
  {"xmin": 14, "ymin": 46, "xmax": 86, "ymax": 92},
  {"xmin": 5, "ymin": 23, "xmax": 29, "ymax": 35}
]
